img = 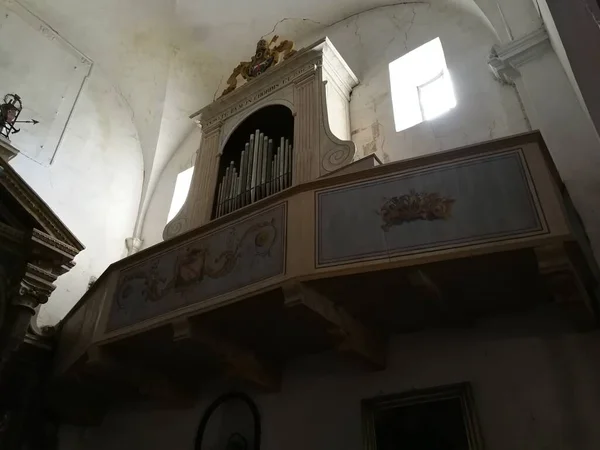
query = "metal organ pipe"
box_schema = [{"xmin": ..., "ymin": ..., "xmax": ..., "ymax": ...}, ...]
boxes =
[
  {"xmin": 246, "ymin": 133, "xmax": 255, "ymax": 205},
  {"xmin": 266, "ymin": 139, "xmax": 273, "ymax": 196},
  {"xmin": 215, "ymin": 128, "xmax": 293, "ymax": 218},
  {"xmin": 261, "ymin": 135, "xmax": 268, "ymax": 199}
]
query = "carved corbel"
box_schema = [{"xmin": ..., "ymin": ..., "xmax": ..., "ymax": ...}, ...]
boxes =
[
  {"xmin": 283, "ymin": 282, "xmax": 387, "ymax": 369},
  {"xmin": 535, "ymin": 244, "xmax": 595, "ymax": 328},
  {"xmin": 84, "ymin": 346, "xmax": 191, "ymax": 406},
  {"xmin": 171, "ymin": 318, "xmax": 281, "ymax": 391}
]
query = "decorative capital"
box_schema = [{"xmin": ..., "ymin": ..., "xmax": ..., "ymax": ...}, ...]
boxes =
[
  {"xmin": 13, "ymin": 290, "xmax": 40, "ymax": 312},
  {"xmin": 16, "ymin": 262, "xmax": 57, "ymax": 307},
  {"xmin": 125, "ymin": 237, "xmax": 143, "ymax": 255},
  {"xmin": 488, "ymin": 27, "xmax": 550, "ymax": 84}
]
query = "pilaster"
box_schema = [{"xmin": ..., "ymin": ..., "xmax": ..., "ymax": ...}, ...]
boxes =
[
  {"xmin": 190, "ymin": 125, "xmax": 222, "ymax": 228},
  {"xmin": 293, "ymin": 71, "xmax": 319, "ymax": 184},
  {"xmin": 488, "ymin": 26, "xmax": 600, "ymax": 265},
  {"xmin": 488, "ymin": 27, "xmax": 551, "ymax": 84}
]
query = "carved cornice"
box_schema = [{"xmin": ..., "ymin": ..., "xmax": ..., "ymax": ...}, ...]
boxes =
[
  {"xmin": 19, "ymin": 262, "xmax": 58, "ymax": 305},
  {"xmin": 192, "ymin": 59, "xmax": 320, "ymax": 129},
  {"xmin": 0, "ymin": 157, "xmax": 84, "ymax": 252},
  {"xmin": 320, "ymin": 42, "xmax": 359, "ymax": 101},
  {"xmin": 0, "ymin": 139, "xmax": 19, "ymax": 162},
  {"xmin": 488, "ymin": 27, "xmax": 551, "ymax": 83},
  {"xmin": 31, "ymin": 228, "xmax": 79, "ymax": 259},
  {"xmin": 190, "ymin": 37, "xmax": 357, "ymax": 137}
]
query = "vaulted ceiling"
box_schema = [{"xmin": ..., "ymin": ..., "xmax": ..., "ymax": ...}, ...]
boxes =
[{"xmin": 17, "ymin": 0, "xmax": 498, "ymax": 234}]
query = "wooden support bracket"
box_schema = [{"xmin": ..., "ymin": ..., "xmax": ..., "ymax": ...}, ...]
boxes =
[
  {"xmin": 85, "ymin": 346, "xmax": 190, "ymax": 406},
  {"xmin": 408, "ymin": 269, "xmax": 446, "ymax": 311},
  {"xmin": 171, "ymin": 318, "xmax": 281, "ymax": 392},
  {"xmin": 283, "ymin": 281, "xmax": 387, "ymax": 369},
  {"xmin": 535, "ymin": 244, "xmax": 595, "ymax": 328}
]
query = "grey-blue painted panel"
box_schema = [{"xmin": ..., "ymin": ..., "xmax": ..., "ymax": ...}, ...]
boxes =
[
  {"xmin": 108, "ymin": 204, "xmax": 286, "ymax": 331},
  {"xmin": 317, "ymin": 150, "xmax": 544, "ymax": 266}
]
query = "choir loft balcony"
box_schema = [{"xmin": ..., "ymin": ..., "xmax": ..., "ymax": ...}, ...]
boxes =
[{"xmin": 53, "ymin": 131, "xmax": 598, "ymax": 422}]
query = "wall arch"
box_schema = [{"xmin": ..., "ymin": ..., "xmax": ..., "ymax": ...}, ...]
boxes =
[
  {"xmin": 219, "ymin": 98, "xmax": 295, "ymax": 151},
  {"xmin": 195, "ymin": 392, "xmax": 261, "ymax": 450}
]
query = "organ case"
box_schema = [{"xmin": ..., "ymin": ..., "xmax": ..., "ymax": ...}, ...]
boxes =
[{"xmin": 164, "ymin": 37, "xmax": 358, "ymax": 239}]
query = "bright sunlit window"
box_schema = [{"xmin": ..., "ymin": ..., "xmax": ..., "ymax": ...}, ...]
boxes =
[
  {"xmin": 167, "ymin": 167, "xmax": 194, "ymax": 222},
  {"xmin": 389, "ymin": 37, "xmax": 456, "ymax": 132}
]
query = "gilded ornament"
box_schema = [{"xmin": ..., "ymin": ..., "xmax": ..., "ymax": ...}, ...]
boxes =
[
  {"xmin": 221, "ymin": 35, "xmax": 297, "ymax": 97},
  {"xmin": 379, "ymin": 189, "xmax": 455, "ymax": 231}
]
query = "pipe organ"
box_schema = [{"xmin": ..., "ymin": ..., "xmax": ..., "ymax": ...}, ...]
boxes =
[
  {"xmin": 164, "ymin": 37, "xmax": 359, "ymax": 239},
  {"xmin": 215, "ymin": 130, "xmax": 293, "ymax": 218}
]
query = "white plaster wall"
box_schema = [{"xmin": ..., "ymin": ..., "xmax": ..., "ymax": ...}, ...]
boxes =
[
  {"xmin": 59, "ymin": 324, "xmax": 600, "ymax": 450},
  {"xmin": 16, "ymin": 0, "xmax": 224, "ymax": 245},
  {"xmin": 141, "ymin": 127, "xmax": 201, "ymax": 248},
  {"xmin": 514, "ymin": 48, "xmax": 600, "ymax": 262},
  {"xmin": 535, "ymin": 0, "xmax": 600, "ymax": 139},
  {"xmin": 10, "ymin": 70, "xmax": 143, "ymax": 326},
  {"xmin": 19, "ymin": 0, "xmax": 174, "ymax": 178},
  {"xmin": 136, "ymin": 46, "xmax": 226, "ymax": 241},
  {"xmin": 141, "ymin": 3, "xmax": 529, "ymax": 238},
  {"xmin": 298, "ymin": 3, "xmax": 529, "ymax": 163}
]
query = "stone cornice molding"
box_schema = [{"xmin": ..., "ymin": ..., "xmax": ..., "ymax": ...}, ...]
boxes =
[
  {"xmin": 0, "ymin": 139, "xmax": 19, "ymax": 162},
  {"xmin": 0, "ymin": 156, "xmax": 84, "ymax": 252},
  {"xmin": 488, "ymin": 27, "xmax": 551, "ymax": 83},
  {"xmin": 19, "ymin": 262, "xmax": 57, "ymax": 305}
]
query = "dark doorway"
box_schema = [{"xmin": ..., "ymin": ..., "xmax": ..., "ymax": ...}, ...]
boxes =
[{"xmin": 362, "ymin": 383, "xmax": 483, "ymax": 450}]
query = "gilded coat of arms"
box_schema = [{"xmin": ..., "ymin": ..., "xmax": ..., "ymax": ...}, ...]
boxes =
[
  {"xmin": 221, "ymin": 35, "xmax": 297, "ymax": 97},
  {"xmin": 378, "ymin": 189, "xmax": 456, "ymax": 231}
]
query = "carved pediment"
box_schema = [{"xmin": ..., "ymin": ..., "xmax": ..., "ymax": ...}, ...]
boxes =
[{"xmin": 0, "ymin": 153, "xmax": 84, "ymax": 253}]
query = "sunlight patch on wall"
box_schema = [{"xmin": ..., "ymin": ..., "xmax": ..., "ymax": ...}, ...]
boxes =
[
  {"xmin": 167, "ymin": 167, "xmax": 193, "ymax": 222},
  {"xmin": 389, "ymin": 37, "xmax": 456, "ymax": 132}
]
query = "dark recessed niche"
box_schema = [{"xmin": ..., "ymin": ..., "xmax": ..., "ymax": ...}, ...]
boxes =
[
  {"xmin": 212, "ymin": 105, "xmax": 294, "ymax": 218},
  {"xmin": 362, "ymin": 383, "xmax": 483, "ymax": 450}
]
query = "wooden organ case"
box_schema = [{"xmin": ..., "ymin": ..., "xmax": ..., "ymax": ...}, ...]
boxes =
[{"xmin": 164, "ymin": 38, "xmax": 359, "ymax": 239}]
